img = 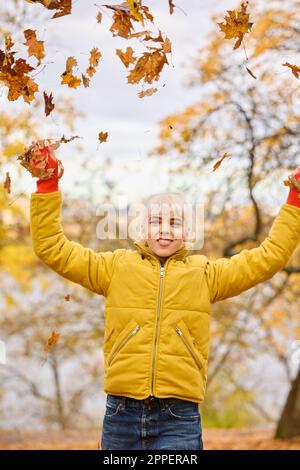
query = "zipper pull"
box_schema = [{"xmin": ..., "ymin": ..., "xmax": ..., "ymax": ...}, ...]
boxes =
[{"xmin": 160, "ymin": 266, "xmax": 164, "ymax": 277}]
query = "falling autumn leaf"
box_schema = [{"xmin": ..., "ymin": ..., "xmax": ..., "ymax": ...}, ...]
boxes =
[
  {"xmin": 4, "ymin": 172, "xmax": 11, "ymax": 194},
  {"xmin": 212, "ymin": 152, "xmax": 231, "ymax": 172},
  {"xmin": 43, "ymin": 91, "xmax": 55, "ymax": 116},
  {"xmin": 138, "ymin": 87, "xmax": 157, "ymax": 98},
  {"xmin": 104, "ymin": 2, "xmax": 135, "ymax": 38},
  {"xmin": 64, "ymin": 294, "xmax": 71, "ymax": 301},
  {"xmin": 44, "ymin": 330, "xmax": 60, "ymax": 353},
  {"xmin": 23, "ymin": 29, "xmax": 45, "ymax": 65},
  {"xmin": 0, "ymin": 34, "xmax": 38, "ymax": 104},
  {"xmin": 116, "ymin": 47, "xmax": 136, "ymax": 67},
  {"xmin": 168, "ymin": 0, "xmax": 175, "ymax": 15},
  {"xmin": 81, "ymin": 73, "xmax": 90, "ymax": 88},
  {"xmin": 96, "ymin": 11, "xmax": 103, "ymax": 23},
  {"xmin": 86, "ymin": 48, "xmax": 102, "ymax": 78},
  {"xmin": 26, "ymin": 0, "xmax": 72, "ymax": 19},
  {"xmin": 61, "ymin": 56, "xmax": 81, "ymax": 88},
  {"xmin": 246, "ymin": 66, "xmax": 257, "ymax": 79},
  {"xmin": 104, "ymin": 1, "xmax": 154, "ymax": 38},
  {"xmin": 98, "ymin": 132, "xmax": 108, "ymax": 143},
  {"xmin": 126, "ymin": 0, "xmax": 144, "ymax": 24},
  {"xmin": 282, "ymin": 62, "xmax": 300, "ymax": 79},
  {"xmin": 218, "ymin": 1, "xmax": 253, "ymax": 50},
  {"xmin": 127, "ymin": 50, "xmax": 169, "ymax": 84}
]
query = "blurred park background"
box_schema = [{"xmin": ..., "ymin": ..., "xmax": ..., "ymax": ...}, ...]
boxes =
[{"xmin": 1, "ymin": 0, "xmax": 300, "ymax": 450}]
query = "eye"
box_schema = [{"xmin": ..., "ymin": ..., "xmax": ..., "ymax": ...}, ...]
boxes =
[
  {"xmin": 149, "ymin": 218, "xmax": 160, "ymax": 225},
  {"xmin": 172, "ymin": 220, "xmax": 182, "ymax": 227}
]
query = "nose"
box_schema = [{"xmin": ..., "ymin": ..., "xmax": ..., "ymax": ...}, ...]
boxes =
[{"xmin": 160, "ymin": 218, "xmax": 172, "ymax": 233}]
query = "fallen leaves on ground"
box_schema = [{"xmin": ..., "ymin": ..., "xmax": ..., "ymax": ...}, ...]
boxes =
[{"xmin": 0, "ymin": 428, "xmax": 300, "ymax": 450}]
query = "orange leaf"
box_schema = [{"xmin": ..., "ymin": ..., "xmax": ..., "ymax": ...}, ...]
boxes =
[
  {"xmin": 218, "ymin": 1, "xmax": 253, "ymax": 50},
  {"xmin": 213, "ymin": 152, "xmax": 231, "ymax": 172},
  {"xmin": 44, "ymin": 330, "xmax": 60, "ymax": 353},
  {"xmin": 138, "ymin": 87, "xmax": 157, "ymax": 98},
  {"xmin": 43, "ymin": 91, "xmax": 55, "ymax": 116},
  {"xmin": 282, "ymin": 62, "xmax": 300, "ymax": 79},
  {"xmin": 4, "ymin": 172, "xmax": 11, "ymax": 194},
  {"xmin": 98, "ymin": 132, "xmax": 108, "ymax": 143},
  {"xmin": 24, "ymin": 29, "xmax": 45, "ymax": 65}
]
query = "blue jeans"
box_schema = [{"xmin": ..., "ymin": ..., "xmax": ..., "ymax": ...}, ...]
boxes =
[{"xmin": 100, "ymin": 394, "xmax": 203, "ymax": 450}]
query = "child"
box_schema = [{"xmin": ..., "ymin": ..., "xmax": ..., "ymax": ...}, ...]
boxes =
[{"xmin": 29, "ymin": 147, "xmax": 300, "ymax": 450}]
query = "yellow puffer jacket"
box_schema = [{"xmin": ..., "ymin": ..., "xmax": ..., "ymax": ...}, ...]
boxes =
[{"xmin": 30, "ymin": 191, "xmax": 300, "ymax": 403}]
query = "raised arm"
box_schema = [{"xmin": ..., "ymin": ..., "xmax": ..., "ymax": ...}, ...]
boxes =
[
  {"xmin": 29, "ymin": 146, "xmax": 124, "ymax": 296},
  {"xmin": 206, "ymin": 168, "xmax": 300, "ymax": 304}
]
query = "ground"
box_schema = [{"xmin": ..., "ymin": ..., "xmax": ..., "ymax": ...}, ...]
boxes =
[{"xmin": 0, "ymin": 428, "xmax": 300, "ymax": 450}]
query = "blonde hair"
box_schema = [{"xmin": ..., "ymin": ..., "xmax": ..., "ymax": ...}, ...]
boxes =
[
  {"xmin": 145, "ymin": 192, "xmax": 185, "ymax": 214},
  {"xmin": 138, "ymin": 192, "xmax": 189, "ymax": 246}
]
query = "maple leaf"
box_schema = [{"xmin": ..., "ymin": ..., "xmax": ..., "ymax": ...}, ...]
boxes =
[
  {"xmin": 4, "ymin": 172, "xmax": 11, "ymax": 194},
  {"xmin": 86, "ymin": 48, "xmax": 102, "ymax": 78},
  {"xmin": 116, "ymin": 47, "xmax": 136, "ymax": 67},
  {"xmin": 43, "ymin": 91, "xmax": 55, "ymax": 116},
  {"xmin": 282, "ymin": 62, "xmax": 300, "ymax": 79},
  {"xmin": 0, "ymin": 36, "xmax": 39, "ymax": 104},
  {"xmin": 218, "ymin": 1, "xmax": 253, "ymax": 50},
  {"xmin": 23, "ymin": 29, "xmax": 45, "ymax": 65},
  {"xmin": 44, "ymin": 330, "xmax": 60, "ymax": 353},
  {"xmin": 104, "ymin": 1, "xmax": 154, "ymax": 37},
  {"xmin": 98, "ymin": 131, "xmax": 108, "ymax": 143},
  {"xmin": 61, "ymin": 56, "xmax": 81, "ymax": 88},
  {"xmin": 127, "ymin": 50, "xmax": 169, "ymax": 85},
  {"xmin": 125, "ymin": 0, "xmax": 144, "ymax": 24},
  {"xmin": 26, "ymin": 0, "xmax": 72, "ymax": 19},
  {"xmin": 212, "ymin": 152, "xmax": 231, "ymax": 172},
  {"xmin": 96, "ymin": 11, "xmax": 103, "ymax": 23},
  {"xmin": 104, "ymin": 4, "xmax": 135, "ymax": 39},
  {"xmin": 138, "ymin": 87, "xmax": 157, "ymax": 98}
]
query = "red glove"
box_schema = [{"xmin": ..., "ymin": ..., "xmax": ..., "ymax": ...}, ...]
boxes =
[
  {"xmin": 36, "ymin": 148, "xmax": 60, "ymax": 194},
  {"xmin": 286, "ymin": 167, "xmax": 300, "ymax": 208}
]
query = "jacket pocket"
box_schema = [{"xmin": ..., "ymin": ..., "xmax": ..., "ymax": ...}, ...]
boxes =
[
  {"xmin": 174, "ymin": 319, "xmax": 205, "ymax": 371},
  {"xmin": 107, "ymin": 319, "xmax": 140, "ymax": 367}
]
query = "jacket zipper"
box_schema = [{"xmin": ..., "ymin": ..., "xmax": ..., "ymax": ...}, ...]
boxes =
[
  {"xmin": 108, "ymin": 325, "xmax": 140, "ymax": 367},
  {"xmin": 150, "ymin": 264, "xmax": 165, "ymax": 397},
  {"xmin": 175, "ymin": 326, "xmax": 203, "ymax": 371}
]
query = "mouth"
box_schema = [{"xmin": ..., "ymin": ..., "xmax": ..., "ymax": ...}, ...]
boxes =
[{"xmin": 156, "ymin": 238, "xmax": 174, "ymax": 247}]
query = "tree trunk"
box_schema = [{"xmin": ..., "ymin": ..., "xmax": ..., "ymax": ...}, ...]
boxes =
[
  {"xmin": 275, "ymin": 366, "xmax": 300, "ymax": 439},
  {"xmin": 51, "ymin": 353, "xmax": 67, "ymax": 430}
]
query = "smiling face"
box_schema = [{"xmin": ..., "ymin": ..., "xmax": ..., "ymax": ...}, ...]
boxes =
[{"xmin": 145, "ymin": 193, "xmax": 186, "ymax": 258}]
